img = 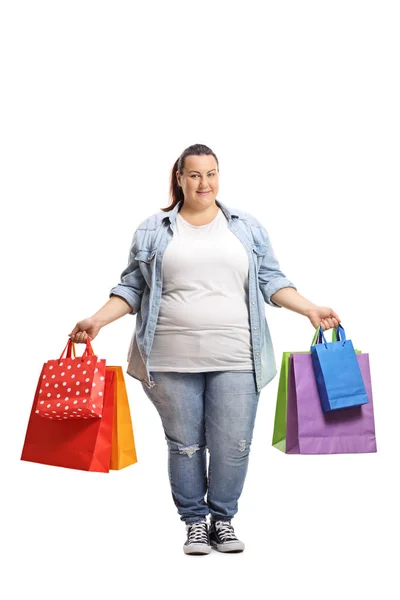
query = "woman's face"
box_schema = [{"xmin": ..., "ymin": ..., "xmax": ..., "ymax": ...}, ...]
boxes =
[{"xmin": 176, "ymin": 154, "xmax": 219, "ymax": 209}]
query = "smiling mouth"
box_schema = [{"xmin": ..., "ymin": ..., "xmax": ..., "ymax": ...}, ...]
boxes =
[{"xmin": 197, "ymin": 191, "xmax": 211, "ymax": 194}]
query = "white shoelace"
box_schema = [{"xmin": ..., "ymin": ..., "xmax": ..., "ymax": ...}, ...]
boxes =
[
  {"xmin": 186, "ymin": 521, "xmax": 208, "ymax": 544},
  {"xmin": 214, "ymin": 521, "xmax": 238, "ymax": 542}
]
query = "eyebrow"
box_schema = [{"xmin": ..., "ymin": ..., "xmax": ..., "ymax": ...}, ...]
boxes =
[{"xmin": 188, "ymin": 169, "xmax": 216, "ymax": 173}]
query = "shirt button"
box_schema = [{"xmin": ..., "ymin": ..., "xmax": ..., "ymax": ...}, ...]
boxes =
[
  {"xmin": 253, "ymin": 327, "xmax": 257, "ymax": 330},
  {"xmin": 251, "ymin": 302, "xmax": 255, "ymax": 305},
  {"xmin": 256, "ymin": 353, "xmax": 259, "ymax": 356}
]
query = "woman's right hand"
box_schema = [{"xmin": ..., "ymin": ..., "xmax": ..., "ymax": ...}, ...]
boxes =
[{"xmin": 68, "ymin": 318, "xmax": 103, "ymax": 343}]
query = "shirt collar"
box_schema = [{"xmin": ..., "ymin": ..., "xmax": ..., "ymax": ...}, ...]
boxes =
[{"xmin": 164, "ymin": 198, "xmax": 239, "ymax": 226}]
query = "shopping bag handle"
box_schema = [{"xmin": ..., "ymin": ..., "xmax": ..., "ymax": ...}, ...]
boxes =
[
  {"xmin": 332, "ymin": 324, "xmax": 346, "ymax": 342},
  {"xmin": 66, "ymin": 341, "xmax": 76, "ymax": 358},
  {"xmin": 311, "ymin": 327, "xmax": 321, "ymax": 346},
  {"xmin": 311, "ymin": 324, "xmax": 346, "ymax": 348},
  {"xmin": 82, "ymin": 337, "xmax": 95, "ymax": 357},
  {"xmin": 60, "ymin": 339, "xmax": 77, "ymax": 359},
  {"xmin": 60, "ymin": 337, "xmax": 95, "ymax": 360}
]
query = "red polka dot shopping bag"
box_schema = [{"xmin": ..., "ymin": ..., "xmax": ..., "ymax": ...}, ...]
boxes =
[
  {"xmin": 21, "ymin": 338, "xmax": 137, "ymax": 472},
  {"xmin": 35, "ymin": 338, "xmax": 106, "ymax": 420}
]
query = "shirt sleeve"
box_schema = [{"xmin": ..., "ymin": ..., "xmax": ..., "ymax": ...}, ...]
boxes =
[
  {"xmin": 109, "ymin": 229, "xmax": 145, "ymax": 315},
  {"xmin": 253, "ymin": 219, "xmax": 297, "ymax": 307}
]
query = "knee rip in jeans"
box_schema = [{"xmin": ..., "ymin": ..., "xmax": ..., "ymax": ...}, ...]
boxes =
[
  {"xmin": 179, "ymin": 444, "xmax": 200, "ymax": 458},
  {"xmin": 238, "ymin": 439, "xmax": 247, "ymax": 452}
]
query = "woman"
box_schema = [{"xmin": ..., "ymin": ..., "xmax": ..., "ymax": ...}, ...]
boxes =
[{"xmin": 69, "ymin": 143, "xmax": 340, "ymax": 555}]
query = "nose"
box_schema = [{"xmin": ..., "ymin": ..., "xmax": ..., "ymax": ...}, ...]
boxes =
[{"xmin": 198, "ymin": 181, "xmax": 210, "ymax": 189}]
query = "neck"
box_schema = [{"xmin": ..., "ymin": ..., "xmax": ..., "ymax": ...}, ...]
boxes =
[
  {"xmin": 178, "ymin": 201, "xmax": 220, "ymax": 226},
  {"xmin": 179, "ymin": 200, "xmax": 218, "ymax": 216}
]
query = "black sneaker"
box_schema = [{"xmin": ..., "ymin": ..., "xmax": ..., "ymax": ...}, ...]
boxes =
[
  {"xmin": 183, "ymin": 520, "xmax": 211, "ymax": 555},
  {"xmin": 209, "ymin": 519, "xmax": 245, "ymax": 553}
]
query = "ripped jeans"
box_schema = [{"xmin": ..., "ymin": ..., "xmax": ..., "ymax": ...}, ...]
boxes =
[{"xmin": 140, "ymin": 370, "xmax": 260, "ymax": 524}]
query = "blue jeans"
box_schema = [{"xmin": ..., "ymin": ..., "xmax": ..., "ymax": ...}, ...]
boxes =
[{"xmin": 141, "ymin": 370, "xmax": 260, "ymax": 524}]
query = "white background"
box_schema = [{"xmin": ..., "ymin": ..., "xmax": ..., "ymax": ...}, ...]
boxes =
[{"xmin": 1, "ymin": 1, "xmax": 399, "ymax": 599}]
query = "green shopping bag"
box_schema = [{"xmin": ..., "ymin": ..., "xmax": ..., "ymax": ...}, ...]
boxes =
[
  {"xmin": 272, "ymin": 328, "xmax": 362, "ymax": 453},
  {"xmin": 272, "ymin": 350, "xmax": 309, "ymax": 452}
]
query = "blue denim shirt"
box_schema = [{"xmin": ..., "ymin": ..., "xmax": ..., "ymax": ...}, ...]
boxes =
[{"xmin": 109, "ymin": 199, "xmax": 297, "ymax": 393}]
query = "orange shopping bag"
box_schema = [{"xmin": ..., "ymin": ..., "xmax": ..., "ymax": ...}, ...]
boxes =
[{"xmin": 108, "ymin": 365, "xmax": 138, "ymax": 470}]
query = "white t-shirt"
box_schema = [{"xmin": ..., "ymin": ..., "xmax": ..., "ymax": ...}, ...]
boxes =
[{"xmin": 148, "ymin": 207, "xmax": 254, "ymax": 372}]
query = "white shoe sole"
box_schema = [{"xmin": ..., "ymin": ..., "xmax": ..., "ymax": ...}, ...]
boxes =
[
  {"xmin": 183, "ymin": 543, "xmax": 212, "ymax": 555},
  {"xmin": 210, "ymin": 540, "xmax": 245, "ymax": 553}
]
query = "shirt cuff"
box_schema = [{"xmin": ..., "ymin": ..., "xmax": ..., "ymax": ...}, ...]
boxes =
[
  {"xmin": 109, "ymin": 286, "xmax": 140, "ymax": 315},
  {"xmin": 261, "ymin": 280, "xmax": 297, "ymax": 307}
]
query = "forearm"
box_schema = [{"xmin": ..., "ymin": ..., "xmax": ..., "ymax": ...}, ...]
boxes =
[
  {"xmin": 91, "ymin": 295, "xmax": 133, "ymax": 327},
  {"xmin": 270, "ymin": 287, "xmax": 317, "ymax": 316}
]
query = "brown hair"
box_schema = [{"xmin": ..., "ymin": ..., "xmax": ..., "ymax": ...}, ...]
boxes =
[{"xmin": 160, "ymin": 143, "xmax": 219, "ymax": 212}]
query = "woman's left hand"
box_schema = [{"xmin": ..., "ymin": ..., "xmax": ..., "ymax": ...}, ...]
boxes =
[{"xmin": 306, "ymin": 306, "xmax": 341, "ymax": 331}]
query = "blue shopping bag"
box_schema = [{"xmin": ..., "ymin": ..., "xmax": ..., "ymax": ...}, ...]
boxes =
[{"xmin": 310, "ymin": 324, "xmax": 369, "ymax": 413}]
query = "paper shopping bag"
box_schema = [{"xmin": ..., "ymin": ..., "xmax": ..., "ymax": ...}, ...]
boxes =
[
  {"xmin": 272, "ymin": 328, "xmax": 322, "ymax": 452},
  {"xmin": 310, "ymin": 325, "xmax": 369, "ymax": 412},
  {"xmin": 108, "ymin": 366, "xmax": 138, "ymax": 470},
  {"xmin": 35, "ymin": 338, "xmax": 106, "ymax": 420},
  {"xmin": 272, "ymin": 350, "xmax": 308, "ymax": 453},
  {"xmin": 272, "ymin": 327, "xmax": 376, "ymax": 454},
  {"xmin": 21, "ymin": 367, "xmax": 115, "ymax": 472},
  {"xmin": 273, "ymin": 352, "xmax": 377, "ymax": 455}
]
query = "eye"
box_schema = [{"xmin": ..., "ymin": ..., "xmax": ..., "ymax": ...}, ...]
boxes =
[{"xmin": 190, "ymin": 173, "xmax": 215, "ymax": 178}]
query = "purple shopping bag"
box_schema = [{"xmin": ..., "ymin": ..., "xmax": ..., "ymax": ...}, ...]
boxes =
[{"xmin": 286, "ymin": 353, "xmax": 377, "ymax": 454}]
